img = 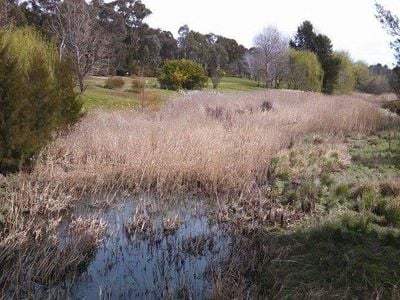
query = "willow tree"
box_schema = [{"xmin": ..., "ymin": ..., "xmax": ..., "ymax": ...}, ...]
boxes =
[
  {"xmin": 334, "ymin": 52, "xmax": 356, "ymax": 94},
  {"xmin": 284, "ymin": 49, "xmax": 324, "ymax": 92}
]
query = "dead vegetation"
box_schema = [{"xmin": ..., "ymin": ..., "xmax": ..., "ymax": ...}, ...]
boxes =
[
  {"xmin": 35, "ymin": 90, "xmax": 394, "ymax": 197},
  {"xmin": 0, "ymin": 89, "xmax": 398, "ymax": 297}
]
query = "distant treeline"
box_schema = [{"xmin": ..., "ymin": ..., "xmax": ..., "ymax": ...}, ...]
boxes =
[{"xmin": 1, "ymin": 0, "xmax": 396, "ymax": 95}]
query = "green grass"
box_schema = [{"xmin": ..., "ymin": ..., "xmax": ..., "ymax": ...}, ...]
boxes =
[
  {"xmin": 207, "ymin": 76, "xmax": 265, "ymax": 92},
  {"xmin": 257, "ymin": 214, "xmax": 400, "ymax": 298},
  {"xmin": 81, "ymin": 76, "xmax": 176, "ymax": 110},
  {"xmin": 81, "ymin": 76, "xmax": 263, "ymax": 110},
  {"xmin": 252, "ymin": 128, "xmax": 400, "ymax": 298},
  {"xmin": 337, "ymin": 131, "xmax": 400, "ymax": 185}
]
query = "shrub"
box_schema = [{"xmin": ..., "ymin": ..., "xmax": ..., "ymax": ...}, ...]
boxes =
[
  {"xmin": 0, "ymin": 27, "xmax": 82, "ymax": 173},
  {"xmin": 260, "ymin": 101, "xmax": 273, "ymax": 112},
  {"xmin": 211, "ymin": 68, "xmax": 226, "ymax": 89},
  {"xmin": 284, "ymin": 50, "xmax": 324, "ymax": 92},
  {"xmin": 158, "ymin": 59, "xmax": 208, "ymax": 91},
  {"xmin": 131, "ymin": 78, "xmax": 145, "ymax": 94},
  {"xmin": 104, "ymin": 76, "xmax": 125, "ymax": 89},
  {"xmin": 361, "ymin": 75, "xmax": 392, "ymax": 95}
]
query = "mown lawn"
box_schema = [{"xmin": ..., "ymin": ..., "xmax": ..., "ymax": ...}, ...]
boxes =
[{"xmin": 81, "ymin": 76, "xmax": 263, "ymax": 110}]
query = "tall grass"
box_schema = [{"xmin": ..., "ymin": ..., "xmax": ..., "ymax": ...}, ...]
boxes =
[{"xmin": 35, "ymin": 90, "xmax": 393, "ymax": 197}]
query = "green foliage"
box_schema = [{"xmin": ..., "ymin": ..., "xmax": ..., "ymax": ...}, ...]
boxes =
[
  {"xmin": 104, "ymin": 76, "xmax": 125, "ymax": 89},
  {"xmin": 211, "ymin": 68, "xmax": 226, "ymax": 89},
  {"xmin": 0, "ymin": 27, "xmax": 82, "ymax": 173},
  {"xmin": 158, "ymin": 59, "xmax": 208, "ymax": 90},
  {"xmin": 320, "ymin": 54, "xmax": 341, "ymax": 94},
  {"xmin": 333, "ymin": 52, "xmax": 356, "ymax": 94},
  {"xmin": 353, "ymin": 61, "xmax": 371, "ymax": 90},
  {"xmin": 284, "ymin": 49, "xmax": 323, "ymax": 92},
  {"xmin": 290, "ymin": 21, "xmax": 342, "ymax": 94}
]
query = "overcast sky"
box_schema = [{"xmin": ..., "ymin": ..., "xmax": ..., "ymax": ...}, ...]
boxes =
[{"xmin": 143, "ymin": 0, "xmax": 400, "ymax": 66}]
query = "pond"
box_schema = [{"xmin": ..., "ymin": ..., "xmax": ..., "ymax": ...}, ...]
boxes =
[{"xmin": 52, "ymin": 195, "xmax": 233, "ymax": 299}]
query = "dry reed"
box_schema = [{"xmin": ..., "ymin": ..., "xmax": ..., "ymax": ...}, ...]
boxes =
[{"xmin": 35, "ymin": 90, "xmax": 394, "ymax": 197}]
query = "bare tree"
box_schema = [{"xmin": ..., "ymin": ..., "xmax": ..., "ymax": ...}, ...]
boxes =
[
  {"xmin": 244, "ymin": 48, "xmax": 265, "ymax": 87},
  {"xmin": 269, "ymin": 52, "xmax": 289, "ymax": 88},
  {"xmin": 51, "ymin": 0, "xmax": 108, "ymax": 93},
  {"xmin": 0, "ymin": 0, "xmax": 9, "ymax": 28},
  {"xmin": 253, "ymin": 26, "xmax": 288, "ymax": 88}
]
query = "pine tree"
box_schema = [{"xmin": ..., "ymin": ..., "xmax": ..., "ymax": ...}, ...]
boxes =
[{"xmin": 0, "ymin": 28, "xmax": 83, "ymax": 173}]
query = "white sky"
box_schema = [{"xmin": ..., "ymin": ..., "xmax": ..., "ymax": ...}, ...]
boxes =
[{"xmin": 143, "ymin": 0, "xmax": 400, "ymax": 66}]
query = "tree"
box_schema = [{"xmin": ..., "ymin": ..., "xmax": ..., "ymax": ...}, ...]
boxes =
[
  {"xmin": 290, "ymin": 21, "xmax": 317, "ymax": 52},
  {"xmin": 207, "ymin": 35, "xmax": 229, "ymax": 75},
  {"xmin": 0, "ymin": 0, "xmax": 9, "ymax": 28},
  {"xmin": 244, "ymin": 47, "xmax": 265, "ymax": 86},
  {"xmin": 283, "ymin": 49, "xmax": 323, "ymax": 92},
  {"xmin": 51, "ymin": 0, "xmax": 108, "ymax": 93},
  {"xmin": 211, "ymin": 68, "xmax": 226, "ymax": 89},
  {"xmin": 269, "ymin": 52, "xmax": 289, "ymax": 88},
  {"xmin": 290, "ymin": 21, "xmax": 341, "ymax": 94},
  {"xmin": 158, "ymin": 30, "xmax": 178, "ymax": 61},
  {"xmin": 215, "ymin": 35, "xmax": 247, "ymax": 75},
  {"xmin": 334, "ymin": 52, "xmax": 356, "ymax": 94},
  {"xmin": 253, "ymin": 26, "xmax": 288, "ymax": 88},
  {"xmin": 137, "ymin": 34, "xmax": 161, "ymax": 69},
  {"xmin": 376, "ymin": 3, "xmax": 400, "ymax": 98},
  {"xmin": 353, "ymin": 61, "xmax": 370, "ymax": 91},
  {"xmin": 0, "ymin": 27, "xmax": 82, "ymax": 173}
]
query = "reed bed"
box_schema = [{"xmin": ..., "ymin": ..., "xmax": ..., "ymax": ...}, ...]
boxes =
[{"xmin": 35, "ymin": 90, "xmax": 392, "ymax": 197}]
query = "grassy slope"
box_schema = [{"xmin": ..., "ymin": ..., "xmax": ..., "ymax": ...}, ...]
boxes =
[
  {"xmin": 255, "ymin": 128, "xmax": 400, "ymax": 298},
  {"xmin": 207, "ymin": 76, "xmax": 265, "ymax": 92},
  {"xmin": 82, "ymin": 76, "xmax": 176, "ymax": 110},
  {"xmin": 81, "ymin": 76, "xmax": 263, "ymax": 110}
]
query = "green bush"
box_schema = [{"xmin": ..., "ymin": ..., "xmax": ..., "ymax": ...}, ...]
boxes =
[
  {"xmin": 131, "ymin": 78, "xmax": 145, "ymax": 94},
  {"xmin": 104, "ymin": 76, "xmax": 125, "ymax": 89},
  {"xmin": 284, "ymin": 50, "xmax": 324, "ymax": 92},
  {"xmin": 158, "ymin": 59, "xmax": 208, "ymax": 90},
  {"xmin": 0, "ymin": 27, "xmax": 83, "ymax": 173}
]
